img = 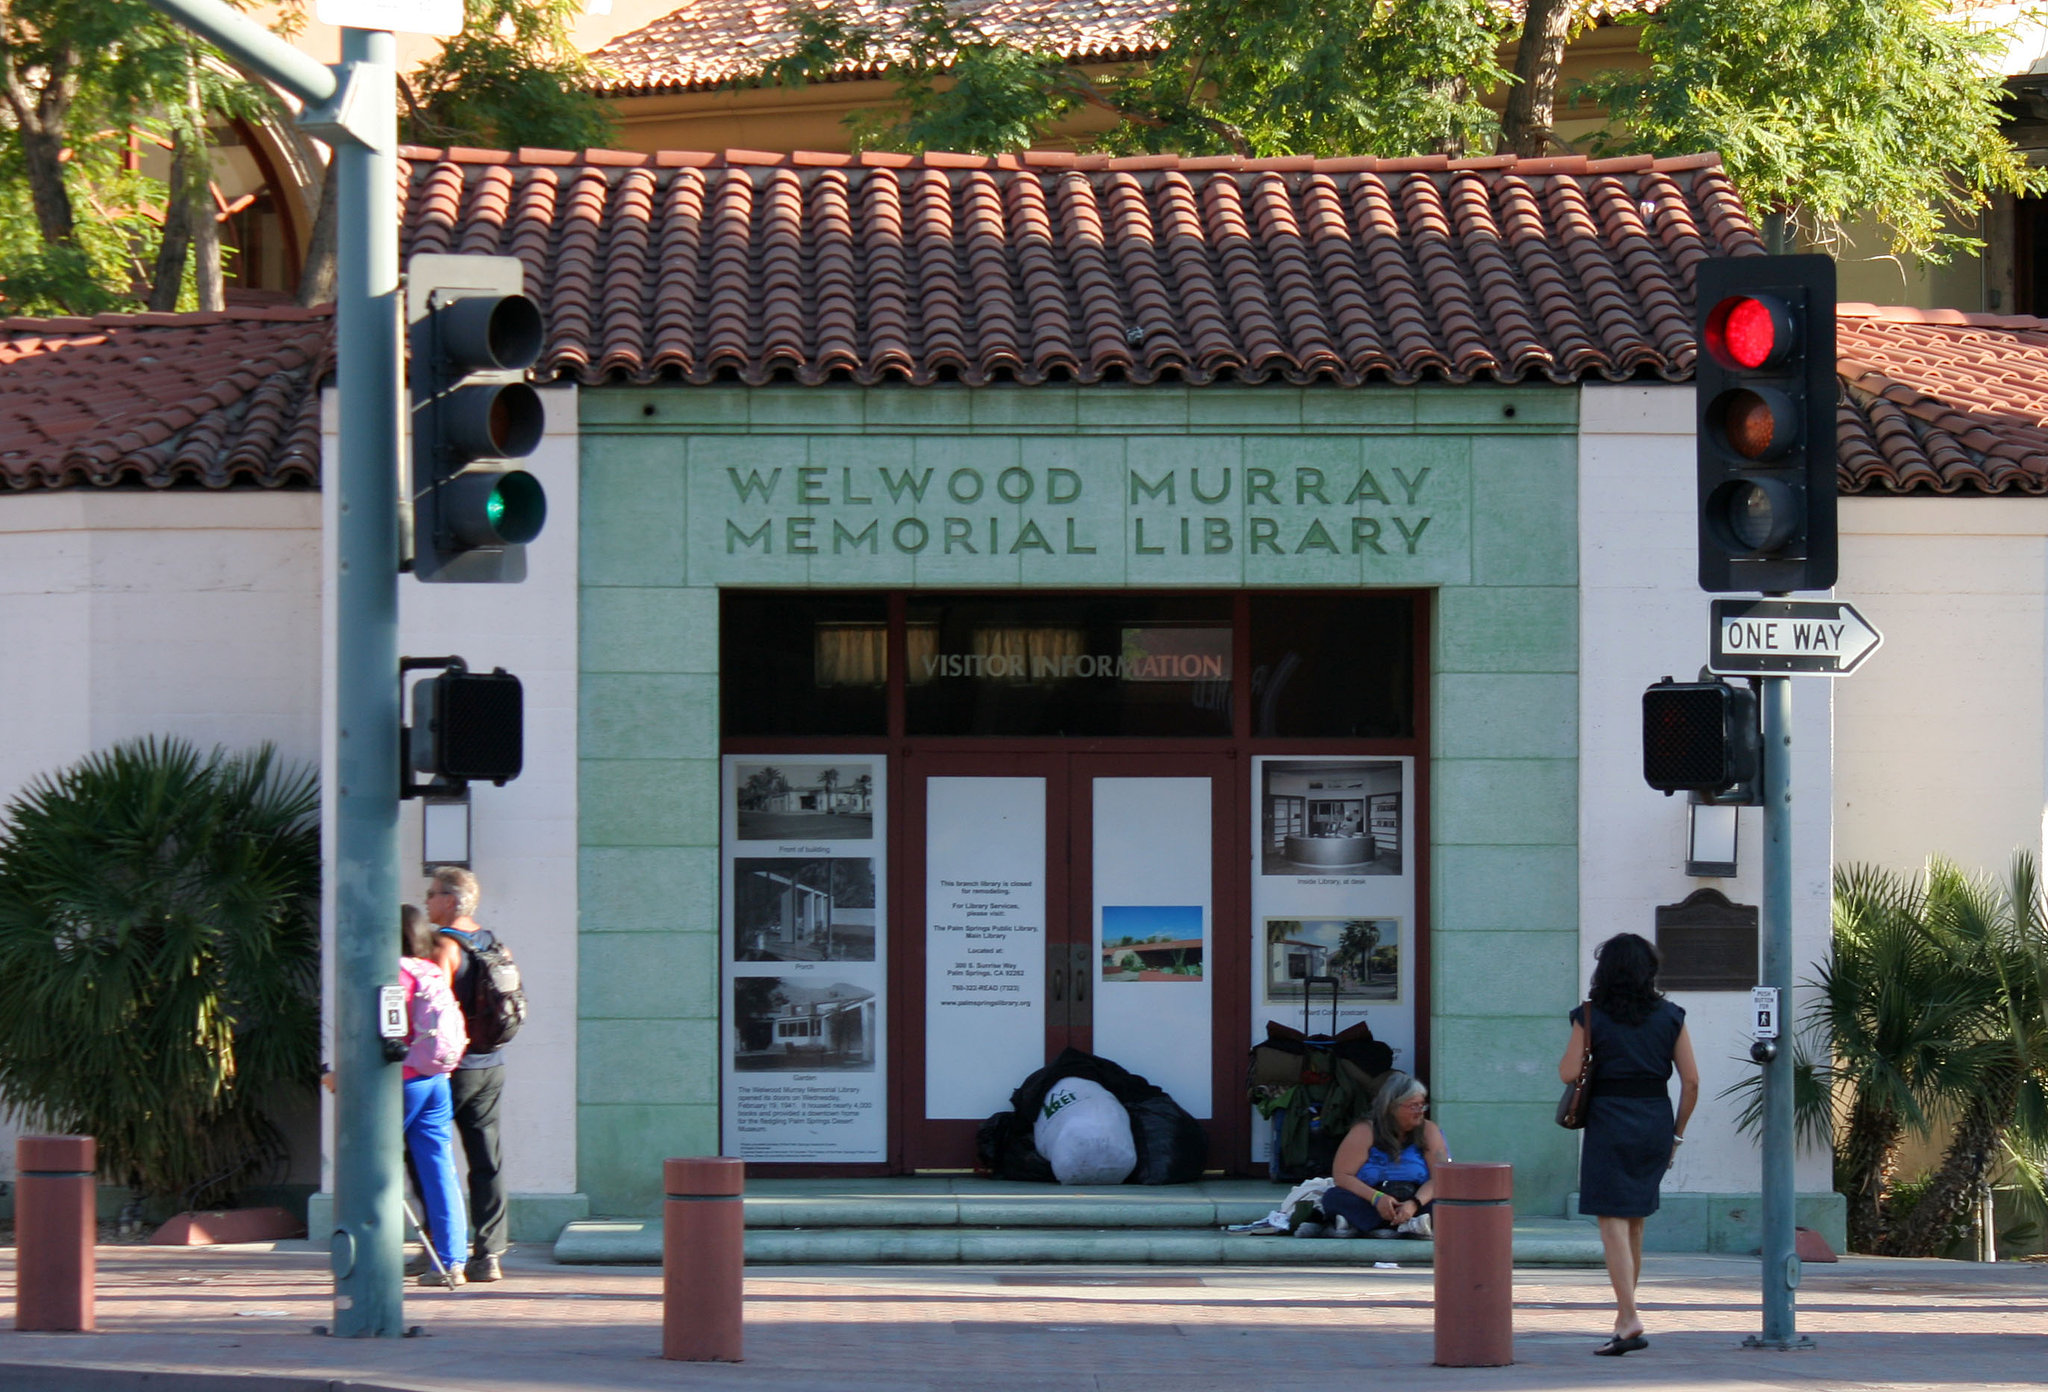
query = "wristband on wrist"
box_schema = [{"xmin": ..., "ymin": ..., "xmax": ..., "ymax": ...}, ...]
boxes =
[{"xmin": 1673, "ymin": 1135, "xmax": 1686, "ymax": 1145}]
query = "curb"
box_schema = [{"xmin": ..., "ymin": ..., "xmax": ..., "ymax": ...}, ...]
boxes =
[{"xmin": 0, "ymin": 1364, "xmax": 424, "ymax": 1392}]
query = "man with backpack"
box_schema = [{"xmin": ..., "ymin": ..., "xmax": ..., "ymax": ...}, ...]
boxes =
[{"xmin": 426, "ymin": 866, "xmax": 528, "ymax": 1284}]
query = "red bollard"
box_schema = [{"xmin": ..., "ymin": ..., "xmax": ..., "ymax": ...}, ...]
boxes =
[
  {"xmin": 15, "ymin": 1135, "xmax": 97, "ymax": 1332},
  {"xmin": 662, "ymin": 1157, "xmax": 744, "ymax": 1362},
  {"xmin": 1433, "ymin": 1161, "xmax": 1513, "ymax": 1367}
]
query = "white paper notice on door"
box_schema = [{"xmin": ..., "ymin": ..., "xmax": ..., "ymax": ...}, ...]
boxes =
[
  {"xmin": 1091, "ymin": 777, "xmax": 1213, "ymax": 1116},
  {"xmin": 925, "ymin": 777, "xmax": 1047, "ymax": 1120},
  {"xmin": 721, "ymin": 755, "xmax": 887, "ymax": 1163}
]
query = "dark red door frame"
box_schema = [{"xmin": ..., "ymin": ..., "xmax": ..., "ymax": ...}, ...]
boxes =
[{"xmin": 722, "ymin": 589, "xmax": 1432, "ymax": 1177}]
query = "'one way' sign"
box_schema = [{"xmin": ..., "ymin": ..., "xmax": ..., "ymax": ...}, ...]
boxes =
[{"xmin": 1709, "ymin": 599, "xmax": 1883, "ymax": 677}]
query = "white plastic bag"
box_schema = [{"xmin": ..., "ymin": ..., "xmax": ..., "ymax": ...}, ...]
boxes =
[{"xmin": 1033, "ymin": 1077, "xmax": 1136, "ymax": 1185}]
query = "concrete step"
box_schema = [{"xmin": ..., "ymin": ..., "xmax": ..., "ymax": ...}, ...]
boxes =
[
  {"xmin": 553, "ymin": 1216, "xmax": 1602, "ymax": 1267},
  {"xmin": 742, "ymin": 1179, "xmax": 1279, "ymax": 1230}
]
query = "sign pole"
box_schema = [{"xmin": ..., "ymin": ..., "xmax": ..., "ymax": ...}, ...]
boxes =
[
  {"xmin": 327, "ymin": 24, "xmax": 406, "ymax": 1338},
  {"xmin": 1746, "ymin": 674, "xmax": 1810, "ymax": 1349},
  {"xmin": 136, "ymin": 0, "xmax": 406, "ymax": 1337}
]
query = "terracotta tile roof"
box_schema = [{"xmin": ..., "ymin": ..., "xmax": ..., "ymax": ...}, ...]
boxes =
[
  {"xmin": 591, "ymin": 0, "xmax": 1658, "ymax": 96},
  {"xmin": 592, "ymin": 0, "xmax": 1175, "ymax": 94},
  {"xmin": 0, "ymin": 307, "xmax": 328, "ymax": 493},
  {"xmin": 1835, "ymin": 305, "xmax": 2048, "ymax": 496},
  {"xmin": 401, "ymin": 144, "xmax": 1759, "ymax": 389}
]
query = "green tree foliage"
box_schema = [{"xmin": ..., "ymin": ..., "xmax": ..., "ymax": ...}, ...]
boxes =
[
  {"xmin": 1877, "ymin": 856, "xmax": 2048, "ymax": 1257},
  {"xmin": 1741, "ymin": 858, "xmax": 2048, "ymax": 1254},
  {"xmin": 0, "ymin": 738, "xmax": 320, "ymax": 1209},
  {"xmin": 1583, "ymin": 0, "xmax": 2043, "ymax": 260},
  {"xmin": 759, "ymin": 0, "xmax": 2037, "ymax": 264},
  {"xmin": 767, "ymin": 0, "xmax": 1505, "ymax": 157},
  {"xmin": 404, "ymin": 0, "xmax": 615, "ymax": 151},
  {"xmin": 1814, "ymin": 865, "xmax": 1990, "ymax": 1251},
  {"xmin": 0, "ymin": 0, "xmax": 281, "ymax": 314}
]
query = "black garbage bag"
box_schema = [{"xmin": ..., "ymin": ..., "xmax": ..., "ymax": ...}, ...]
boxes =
[{"xmin": 975, "ymin": 1047, "xmax": 1207, "ymax": 1185}]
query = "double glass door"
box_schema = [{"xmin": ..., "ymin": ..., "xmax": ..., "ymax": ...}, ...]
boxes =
[{"xmin": 900, "ymin": 750, "xmax": 1238, "ymax": 1170}]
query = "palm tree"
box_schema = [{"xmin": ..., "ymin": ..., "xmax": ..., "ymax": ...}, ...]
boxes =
[
  {"xmin": 853, "ymin": 772, "xmax": 872, "ymax": 811},
  {"xmin": 1330, "ymin": 920, "xmax": 1381, "ymax": 985},
  {"xmin": 1880, "ymin": 856, "xmax": 2048, "ymax": 1257},
  {"xmin": 0, "ymin": 737, "xmax": 319, "ymax": 1209},
  {"xmin": 819, "ymin": 766, "xmax": 840, "ymax": 813},
  {"xmin": 1817, "ymin": 864, "xmax": 1981, "ymax": 1251}
]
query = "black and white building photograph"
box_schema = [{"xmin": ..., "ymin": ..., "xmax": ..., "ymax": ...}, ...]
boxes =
[
  {"xmin": 1264, "ymin": 917, "xmax": 1401, "ymax": 1002},
  {"xmin": 734, "ymin": 762, "xmax": 876, "ymax": 841},
  {"xmin": 1259, "ymin": 759, "xmax": 1403, "ymax": 876},
  {"xmin": 731, "ymin": 978, "xmax": 878, "ymax": 1072},
  {"xmin": 733, "ymin": 857, "xmax": 877, "ymax": 962}
]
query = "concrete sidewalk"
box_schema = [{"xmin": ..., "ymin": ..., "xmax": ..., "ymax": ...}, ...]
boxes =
[{"xmin": 1, "ymin": 1242, "xmax": 2042, "ymax": 1391}]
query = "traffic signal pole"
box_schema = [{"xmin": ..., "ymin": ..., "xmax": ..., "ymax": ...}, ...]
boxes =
[
  {"xmin": 1749, "ymin": 674, "xmax": 1809, "ymax": 1350},
  {"xmin": 328, "ymin": 25, "xmax": 406, "ymax": 1338},
  {"xmin": 138, "ymin": 0, "xmax": 407, "ymax": 1337}
]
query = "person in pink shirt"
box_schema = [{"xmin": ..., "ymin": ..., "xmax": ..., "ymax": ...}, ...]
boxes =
[{"xmin": 400, "ymin": 904, "xmax": 470, "ymax": 1285}]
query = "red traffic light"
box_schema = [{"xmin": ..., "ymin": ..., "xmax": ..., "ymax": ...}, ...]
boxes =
[{"xmin": 1703, "ymin": 293, "xmax": 1795, "ymax": 371}]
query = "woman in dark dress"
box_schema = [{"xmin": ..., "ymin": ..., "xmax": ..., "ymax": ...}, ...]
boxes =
[{"xmin": 1559, "ymin": 933, "xmax": 1698, "ymax": 1356}]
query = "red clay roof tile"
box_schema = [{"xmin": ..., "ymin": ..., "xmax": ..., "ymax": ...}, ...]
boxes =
[
  {"xmin": 0, "ymin": 307, "xmax": 328, "ymax": 492},
  {"xmin": 1835, "ymin": 305, "xmax": 2048, "ymax": 495},
  {"xmin": 397, "ymin": 144, "xmax": 1760, "ymax": 388},
  {"xmin": 586, "ymin": 1, "xmax": 1659, "ymax": 96}
]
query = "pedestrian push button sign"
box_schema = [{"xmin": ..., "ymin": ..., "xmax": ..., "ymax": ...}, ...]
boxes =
[
  {"xmin": 378, "ymin": 985, "xmax": 406, "ymax": 1040},
  {"xmin": 1751, "ymin": 986, "xmax": 1780, "ymax": 1040}
]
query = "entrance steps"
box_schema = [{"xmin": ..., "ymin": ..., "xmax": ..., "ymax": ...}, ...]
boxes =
[{"xmin": 552, "ymin": 1178, "xmax": 1602, "ymax": 1267}]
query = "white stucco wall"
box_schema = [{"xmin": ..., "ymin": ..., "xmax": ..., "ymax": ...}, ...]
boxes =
[
  {"xmin": 1836, "ymin": 496, "xmax": 2048, "ymax": 881},
  {"xmin": 0, "ymin": 488, "xmax": 324, "ymax": 1182},
  {"xmin": 1577, "ymin": 384, "xmax": 1834, "ymax": 1197},
  {"xmin": 316, "ymin": 385, "xmax": 582, "ymax": 1205}
]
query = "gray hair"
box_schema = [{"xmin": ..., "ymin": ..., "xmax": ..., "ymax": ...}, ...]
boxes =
[
  {"xmin": 1370, "ymin": 1071, "xmax": 1428, "ymax": 1154},
  {"xmin": 430, "ymin": 865, "xmax": 479, "ymax": 919}
]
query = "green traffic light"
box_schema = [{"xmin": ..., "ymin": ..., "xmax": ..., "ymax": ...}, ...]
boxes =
[{"xmin": 486, "ymin": 486, "xmax": 506, "ymax": 529}]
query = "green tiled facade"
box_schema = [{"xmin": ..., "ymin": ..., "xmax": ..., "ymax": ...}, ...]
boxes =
[{"xmin": 578, "ymin": 383, "xmax": 1580, "ymax": 1216}]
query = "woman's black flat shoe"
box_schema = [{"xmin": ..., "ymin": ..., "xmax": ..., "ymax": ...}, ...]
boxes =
[{"xmin": 1593, "ymin": 1335, "xmax": 1649, "ymax": 1356}]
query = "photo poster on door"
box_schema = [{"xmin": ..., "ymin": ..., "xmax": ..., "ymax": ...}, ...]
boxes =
[
  {"xmin": 924, "ymin": 777, "xmax": 1048, "ymax": 1119},
  {"xmin": 721, "ymin": 755, "xmax": 887, "ymax": 1162},
  {"xmin": 1249, "ymin": 756, "xmax": 1415, "ymax": 1161},
  {"xmin": 1092, "ymin": 777, "xmax": 1213, "ymax": 1117}
]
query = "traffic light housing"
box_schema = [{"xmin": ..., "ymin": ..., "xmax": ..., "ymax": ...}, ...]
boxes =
[
  {"xmin": 408, "ymin": 664, "xmax": 524, "ymax": 787},
  {"xmin": 407, "ymin": 253, "xmax": 548, "ymax": 582},
  {"xmin": 1643, "ymin": 676, "xmax": 1760, "ymax": 797},
  {"xmin": 1694, "ymin": 255, "xmax": 1837, "ymax": 594}
]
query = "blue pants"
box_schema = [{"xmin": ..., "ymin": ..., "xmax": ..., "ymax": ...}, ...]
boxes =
[
  {"xmin": 402, "ymin": 1074, "xmax": 469, "ymax": 1270},
  {"xmin": 1321, "ymin": 1185, "xmax": 1432, "ymax": 1234}
]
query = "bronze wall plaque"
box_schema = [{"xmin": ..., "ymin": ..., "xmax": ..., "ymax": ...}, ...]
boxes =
[{"xmin": 1655, "ymin": 888, "xmax": 1759, "ymax": 990}]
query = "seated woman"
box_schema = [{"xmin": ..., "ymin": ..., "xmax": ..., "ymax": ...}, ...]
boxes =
[{"xmin": 1318, "ymin": 1072, "xmax": 1449, "ymax": 1237}]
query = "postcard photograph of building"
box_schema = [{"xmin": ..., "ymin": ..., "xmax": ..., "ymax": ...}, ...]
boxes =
[
  {"xmin": 734, "ymin": 762, "xmax": 876, "ymax": 841},
  {"xmin": 1263, "ymin": 917, "xmax": 1400, "ymax": 1002}
]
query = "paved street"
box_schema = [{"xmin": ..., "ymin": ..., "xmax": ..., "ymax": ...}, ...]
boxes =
[{"xmin": 2, "ymin": 1243, "xmax": 2043, "ymax": 1391}]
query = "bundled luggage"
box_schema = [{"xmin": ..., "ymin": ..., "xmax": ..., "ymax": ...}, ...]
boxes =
[
  {"xmin": 1033, "ymin": 1077, "xmax": 1138, "ymax": 1184},
  {"xmin": 978, "ymin": 1047, "xmax": 1208, "ymax": 1185},
  {"xmin": 1249, "ymin": 976, "xmax": 1392, "ymax": 1183}
]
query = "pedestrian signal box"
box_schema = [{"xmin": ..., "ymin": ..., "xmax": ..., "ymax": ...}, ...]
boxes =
[
  {"xmin": 408, "ymin": 664, "xmax": 524, "ymax": 787},
  {"xmin": 1643, "ymin": 676, "xmax": 1760, "ymax": 797}
]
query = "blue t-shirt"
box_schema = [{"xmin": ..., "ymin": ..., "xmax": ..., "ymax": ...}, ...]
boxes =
[{"xmin": 1358, "ymin": 1141, "xmax": 1429, "ymax": 1188}]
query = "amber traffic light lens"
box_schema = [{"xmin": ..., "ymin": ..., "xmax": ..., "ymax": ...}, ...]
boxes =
[
  {"xmin": 1704, "ymin": 294, "xmax": 1790, "ymax": 370},
  {"xmin": 1721, "ymin": 388, "xmax": 1785, "ymax": 460}
]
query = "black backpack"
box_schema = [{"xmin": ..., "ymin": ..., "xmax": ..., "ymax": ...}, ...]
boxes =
[{"xmin": 454, "ymin": 929, "xmax": 527, "ymax": 1053}]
